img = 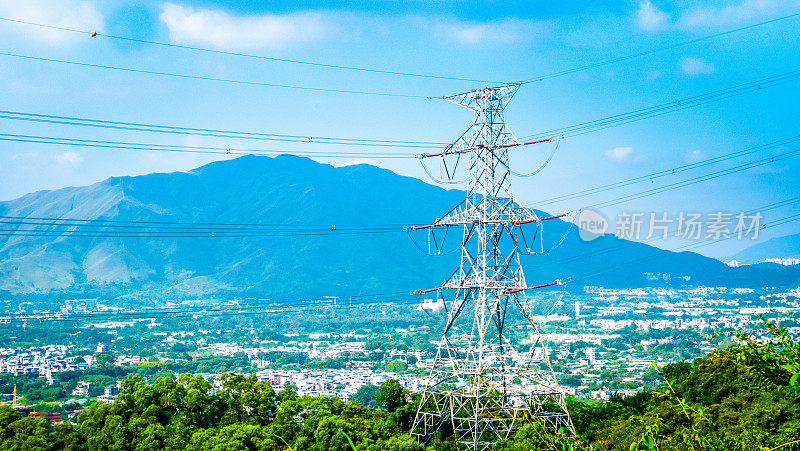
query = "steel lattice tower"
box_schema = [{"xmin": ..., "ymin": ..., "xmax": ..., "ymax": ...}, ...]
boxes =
[{"xmin": 410, "ymin": 84, "xmax": 573, "ymax": 450}]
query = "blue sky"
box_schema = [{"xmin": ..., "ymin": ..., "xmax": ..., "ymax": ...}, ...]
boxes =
[{"xmin": 0, "ymin": 0, "xmax": 798, "ymax": 259}]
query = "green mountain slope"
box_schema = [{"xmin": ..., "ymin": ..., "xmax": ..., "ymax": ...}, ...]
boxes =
[{"xmin": 0, "ymin": 155, "xmax": 797, "ymax": 299}]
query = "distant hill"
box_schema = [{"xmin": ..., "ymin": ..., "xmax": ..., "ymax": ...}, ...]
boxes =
[
  {"xmin": 0, "ymin": 155, "xmax": 798, "ymax": 300},
  {"xmin": 728, "ymin": 232, "xmax": 800, "ymax": 265}
]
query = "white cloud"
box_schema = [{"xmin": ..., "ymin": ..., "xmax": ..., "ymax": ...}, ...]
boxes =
[
  {"xmin": 635, "ymin": 1, "xmax": 670, "ymax": 32},
  {"xmin": 680, "ymin": 57, "xmax": 715, "ymax": 76},
  {"xmin": 0, "ymin": 0, "xmax": 104, "ymax": 45},
  {"xmin": 159, "ymin": 3, "xmax": 330, "ymax": 51},
  {"xmin": 55, "ymin": 152, "xmax": 83, "ymax": 164},
  {"xmin": 634, "ymin": 0, "xmax": 800, "ymax": 33},
  {"xmin": 686, "ymin": 149, "xmax": 706, "ymax": 162},
  {"xmin": 432, "ymin": 17, "xmax": 550, "ymax": 45},
  {"xmin": 678, "ymin": 0, "xmax": 800, "ymax": 28},
  {"xmin": 605, "ymin": 147, "xmax": 633, "ymax": 162}
]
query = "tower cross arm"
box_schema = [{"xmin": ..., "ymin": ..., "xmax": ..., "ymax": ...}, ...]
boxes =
[
  {"xmin": 420, "ymin": 136, "xmax": 553, "ymax": 158},
  {"xmin": 497, "ymin": 136, "xmax": 554, "ymax": 148},
  {"xmin": 515, "ymin": 211, "xmax": 571, "ymax": 225},
  {"xmin": 408, "ymin": 208, "xmax": 568, "ymax": 231},
  {"xmin": 503, "ymin": 279, "xmax": 568, "ymax": 295}
]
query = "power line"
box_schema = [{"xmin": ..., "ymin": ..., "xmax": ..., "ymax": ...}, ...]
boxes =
[
  {"xmin": 0, "ymin": 231, "xmax": 400, "ymax": 238},
  {"xmin": 6, "ymin": 65, "xmax": 797, "ymax": 163},
  {"xmin": 0, "ymin": 221, "xmax": 404, "ymax": 231},
  {"xmin": 534, "ymin": 135, "xmax": 800, "ymax": 207},
  {"xmin": 583, "ymin": 147, "xmax": 800, "ymax": 210},
  {"xmin": 516, "ymin": 146, "xmax": 799, "ymax": 263},
  {"xmin": 0, "ymin": 214, "xmax": 411, "ymax": 239},
  {"xmin": 0, "ymin": 228, "xmax": 403, "ymax": 238},
  {"xmin": 0, "ymin": 110, "xmax": 447, "ymax": 147},
  {"xmin": 552, "ymin": 197, "xmax": 800, "ymax": 267},
  {"xmin": 0, "ymin": 51, "xmax": 435, "ymax": 99},
  {"xmin": 518, "ymin": 139, "xmax": 800, "ymax": 215},
  {"xmin": 3, "ymin": 194, "xmax": 795, "ymax": 323},
  {"xmin": 567, "ymin": 211, "xmax": 800, "ymax": 285},
  {"xmin": 3, "ymin": 140, "xmax": 797, "ymax": 239},
  {"xmin": 6, "ymin": 207, "xmax": 797, "ymax": 324},
  {"xmin": 521, "ymin": 68, "xmax": 800, "ymax": 141},
  {"xmin": 2, "ymin": 143, "xmax": 795, "ymax": 239},
  {"xmin": 0, "ymin": 134, "xmax": 421, "ymax": 159},
  {"xmin": 4, "ymin": 64, "xmax": 796, "ymax": 157},
  {"xmin": 2, "ymin": 12, "xmax": 797, "ymax": 86},
  {"xmin": 520, "ymin": 150, "xmax": 799, "ymax": 260},
  {"xmin": 0, "ymin": 215, "xmax": 410, "ymax": 228},
  {"xmin": 519, "ymin": 11, "xmax": 800, "ymax": 84},
  {"xmin": 0, "ymin": 16, "xmax": 504, "ymax": 85}
]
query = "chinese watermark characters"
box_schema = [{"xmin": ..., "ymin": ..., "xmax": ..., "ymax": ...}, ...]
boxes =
[{"xmin": 577, "ymin": 209, "xmax": 763, "ymax": 241}]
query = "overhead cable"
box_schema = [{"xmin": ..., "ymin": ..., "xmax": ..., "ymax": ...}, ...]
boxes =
[
  {"xmin": 0, "ymin": 51, "xmax": 435, "ymax": 99},
  {"xmin": 3, "ymin": 12, "xmax": 797, "ymax": 86},
  {"xmin": 534, "ymin": 135, "xmax": 800, "ymax": 207},
  {"xmin": 0, "ymin": 110, "xmax": 447, "ymax": 147},
  {"xmin": 0, "ymin": 16, "xmax": 504, "ymax": 84},
  {"xmin": 519, "ymin": 11, "xmax": 800, "ymax": 84},
  {"xmin": 522, "ymin": 68, "xmax": 800, "ymax": 141},
  {"xmin": 0, "ymin": 134, "xmax": 421, "ymax": 159}
]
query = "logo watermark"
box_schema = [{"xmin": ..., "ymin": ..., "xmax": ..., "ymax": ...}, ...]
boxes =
[
  {"xmin": 577, "ymin": 209, "xmax": 608, "ymax": 242},
  {"xmin": 577, "ymin": 209, "xmax": 762, "ymax": 242}
]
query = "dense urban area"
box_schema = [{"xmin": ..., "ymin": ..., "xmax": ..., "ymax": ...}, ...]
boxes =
[{"xmin": 2, "ymin": 286, "xmax": 798, "ymax": 420}]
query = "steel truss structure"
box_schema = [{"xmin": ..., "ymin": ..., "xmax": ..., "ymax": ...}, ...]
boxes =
[{"xmin": 410, "ymin": 84, "xmax": 574, "ymax": 450}]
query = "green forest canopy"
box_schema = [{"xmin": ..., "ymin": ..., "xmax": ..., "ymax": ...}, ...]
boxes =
[{"xmin": 0, "ymin": 319, "xmax": 797, "ymax": 451}]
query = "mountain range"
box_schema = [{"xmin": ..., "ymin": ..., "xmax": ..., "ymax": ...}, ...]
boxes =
[
  {"xmin": 1, "ymin": 155, "xmax": 798, "ymax": 300},
  {"xmin": 729, "ymin": 232, "xmax": 800, "ymax": 265}
]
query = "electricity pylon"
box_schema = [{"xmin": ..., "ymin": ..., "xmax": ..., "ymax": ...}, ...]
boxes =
[{"xmin": 410, "ymin": 84, "xmax": 573, "ymax": 450}]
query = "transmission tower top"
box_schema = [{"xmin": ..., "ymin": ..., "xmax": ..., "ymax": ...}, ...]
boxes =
[
  {"xmin": 445, "ymin": 83, "xmax": 521, "ymax": 112},
  {"xmin": 420, "ymin": 84, "xmax": 552, "ymax": 165}
]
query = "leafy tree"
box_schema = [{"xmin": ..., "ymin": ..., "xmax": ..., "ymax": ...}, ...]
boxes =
[
  {"xmin": 0, "ymin": 317, "xmax": 798, "ymax": 451},
  {"xmin": 94, "ymin": 352, "xmax": 116, "ymax": 367},
  {"xmin": 559, "ymin": 374, "xmax": 583, "ymax": 387},
  {"xmin": 375, "ymin": 379, "xmax": 406, "ymax": 413},
  {"xmin": 352, "ymin": 384, "xmax": 380, "ymax": 409},
  {"xmin": 217, "ymin": 373, "xmax": 276, "ymax": 426},
  {"xmin": 279, "ymin": 383, "xmax": 298, "ymax": 403},
  {"xmin": 384, "ymin": 359, "xmax": 409, "ymax": 374}
]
